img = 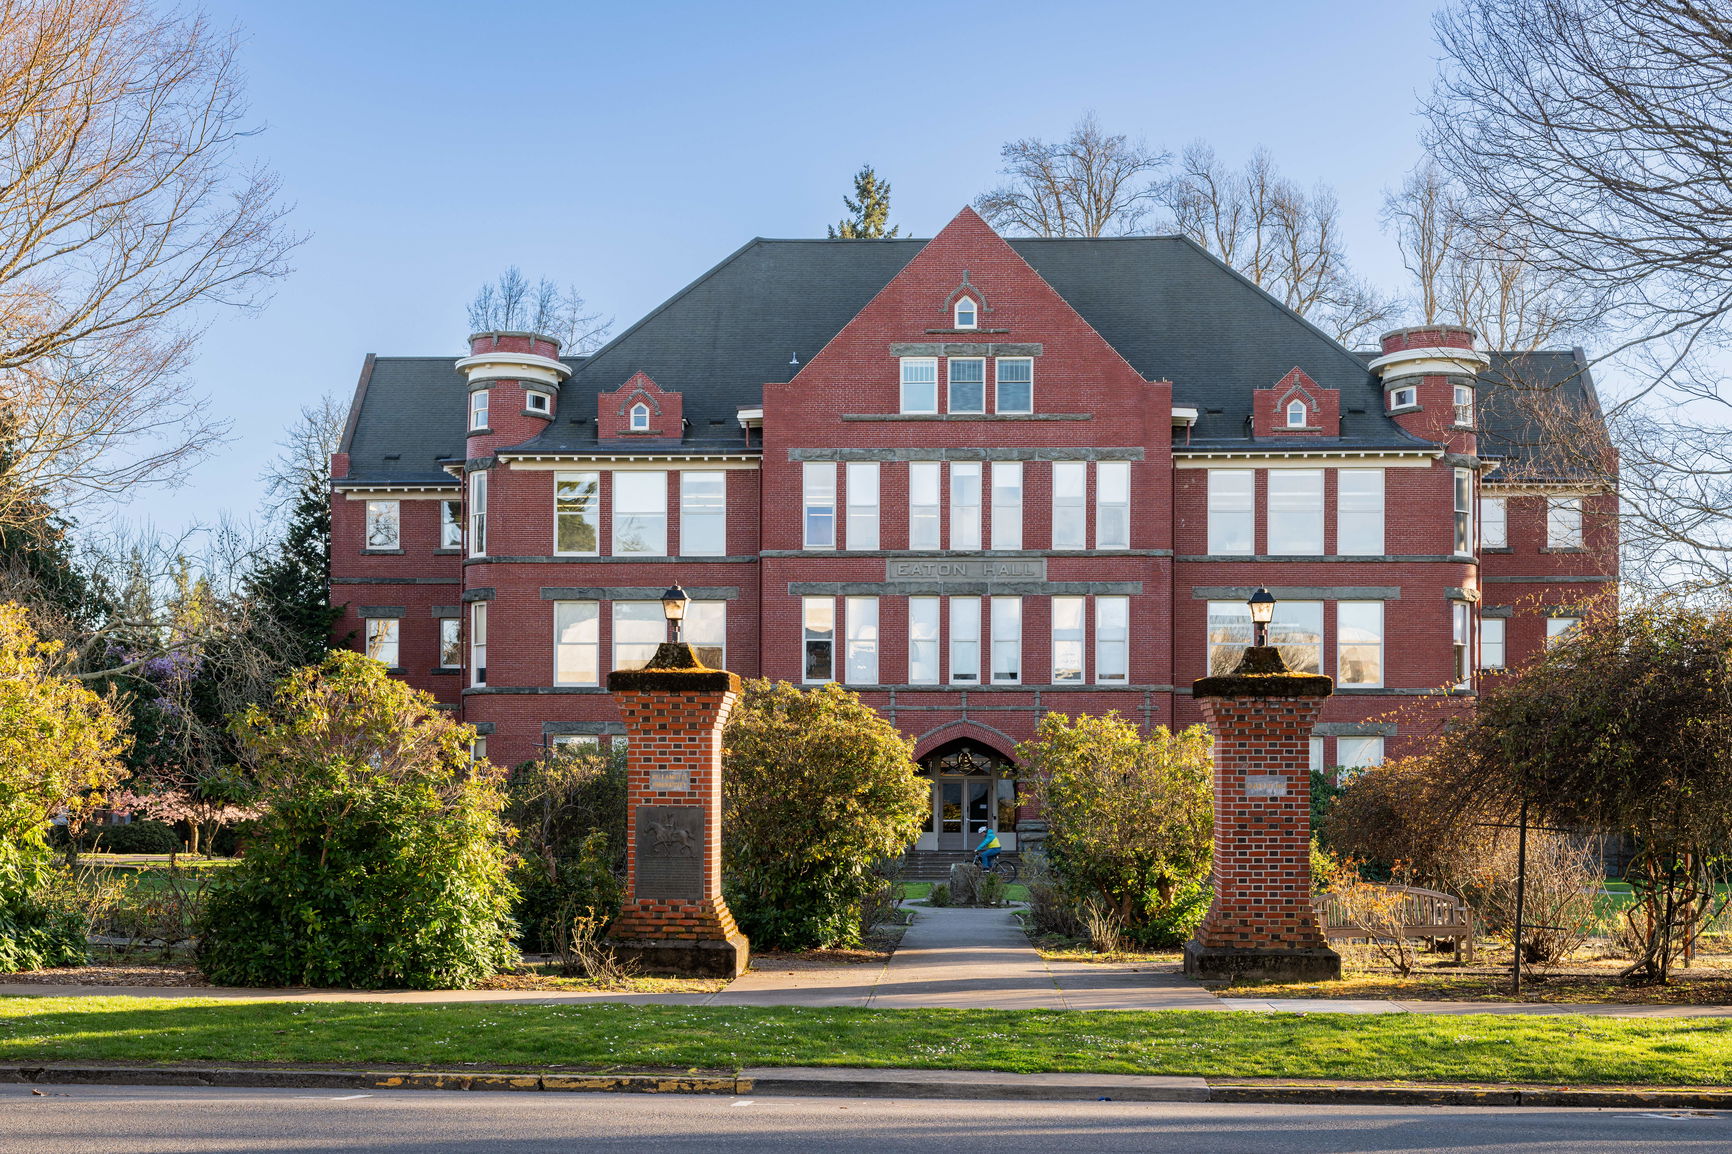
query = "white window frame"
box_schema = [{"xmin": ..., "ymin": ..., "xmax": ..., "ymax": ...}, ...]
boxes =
[
  {"xmin": 803, "ymin": 596, "xmax": 835, "ymax": 684},
  {"xmin": 470, "ymin": 602, "xmax": 487, "ymax": 687},
  {"xmin": 680, "ymin": 471, "xmax": 727, "ymax": 557},
  {"xmin": 1096, "ymin": 461, "xmax": 1130, "ymax": 550},
  {"xmin": 526, "ymin": 390, "xmax": 552, "ymax": 414},
  {"xmin": 900, "ymin": 357, "xmax": 938, "ymax": 414},
  {"xmin": 1336, "ymin": 737, "xmax": 1385, "ymax": 772},
  {"xmin": 1309, "ymin": 737, "xmax": 1324, "ymax": 774},
  {"xmin": 803, "ymin": 461, "xmax": 836, "ymax": 550},
  {"xmin": 954, "ymin": 297, "xmax": 978, "ymax": 329},
  {"xmin": 990, "ymin": 596, "xmax": 1021, "ymax": 685},
  {"xmin": 554, "ymin": 471, "xmax": 600, "ymax": 556},
  {"xmin": 1051, "ymin": 461, "xmax": 1085, "ymax": 549},
  {"xmin": 1390, "ymin": 385, "xmax": 1417, "ymax": 410},
  {"xmin": 908, "ymin": 461, "xmax": 940, "ymax": 550},
  {"xmin": 437, "ymin": 617, "xmax": 461, "ymax": 669},
  {"xmin": 1336, "ymin": 601, "xmax": 1384, "ymax": 689},
  {"xmin": 845, "ymin": 462, "xmax": 879, "ymax": 551},
  {"xmin": 995, "ymin": 357, "xmax": 1033, "ymax": 414},
  {"xmin": 949, "ymin": 596, "xmax": 981, "ymax": 685},
  {"xmin": 1286, "ymin": 398, "xmax": 1307, "ymax": 428},
  {"xmin": 1336, "ymin": 468, "xmax": 1384, "ymax": 556},
  {"xmin": 844, "ymin": 596, "xmax": 879, "ymax": 685},
  {"xmin": 909, "ymin": 596, "xmax": 940, "ymax": 685},
  {"xmin": 1453, "ymin": 383, "xmax": 1474, "ymax": 426},
  {"xmin": 1454, "ymin": 468, "xmax": 1474, "ymax": 556},
  {"xmin": 1207, "ymin": 469, "xmax": 1254, "ymax": 555},
  {"xmin": 553, "ymin": 601, "xmax": 601, "ymax": 687},
  {"xmin": 948, "ymin": 357, "xmax": 986, "ymax": 414},
  {"xmin": 364, "ymin": 500, "xmax": 400, "ymax": 550},
  {"xmin": 1052, "ymin": 595, "xmax": 1086, "ymax": 684},
  {"xmin": 949, "ymin": 463, "xmax": 981, "ymax": 551},
  {"xmin": 440, "ymin": 499, "xmax": 463, "ymax": 550},
  {"xmin": 686, "ymin": 600, "xmax": 726, "ymax": 670},
  {"xmin": 1546, "ymin": 616, "xmax": 1580, "ymax": 648},
  {"xmin": 1270, "ymin": 600, "xmax": 1324, "ymax": 675},
  {"xmin": 467, "ymin": 470, "xmax": 487, "ymax": 558},
  {"xmin": 990, "ymin": 461, "xmax": 1022, "ymax": 550},
  {"xmin": 1453, "ymin": 601, "xmax": 1472, "ymax": 689},
  {"xmin": 612, "ymin": 471, "xmax": 668, "ymax": 556},
  {"xmin": 1481, "ymin": 496, "xmax": 1508, "ymax": 549},
  {"xmin": 550, "ymin": 734, "xmax": 600, "ymax": 755},
  {"xmin": 629, "ymin": 402, "xmax": 650, "ymax": 431},
  {"xmin": 1206, "ymin": 600, "xmax": 1253, "ymax": 677},
  {"xmin": 1547, "ymin": 497, "xmax": 1583, "ymax": 548},
  {"xmin": 469, "ymin": 388, "xmax": 490, "ymax": 431},
  {"xmin": 363, "ymin": 618, "xmax": 399, "ymax": 668},
  {"xmin": 1480, "ymin": 617, "xmax": 1506, "ymax": 670},
  {"xmin": 1095, "ymin": 595, "xmax": 1129, "ymax": 684},
  {"xmin": 612, "ymin": 601, "xmax": 665, "ymax": 672},
  {"xmin": 1268, "ymin": 469, "xmax": 1324, "ymax": 555}
]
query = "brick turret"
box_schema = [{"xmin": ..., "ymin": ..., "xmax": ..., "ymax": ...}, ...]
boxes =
[
  {"xmin": 1369, "ymin": 325, "xmax": 1487, "ymax": 455},
  {"xmin": 455, "ymin": 331, "xmax": 571, "ymax": 456}
]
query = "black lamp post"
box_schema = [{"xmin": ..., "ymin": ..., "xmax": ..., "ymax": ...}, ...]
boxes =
[
  {"xmin": 661, "ymin": 583, "xmax": 690, "ymax": 643},
  {"xmin": 1248, "ymin": 587, "xmax": 1277, "ymax": 649}
]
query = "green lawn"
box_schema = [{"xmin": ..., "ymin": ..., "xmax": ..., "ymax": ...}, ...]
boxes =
[
  {"xmin": 2, "ymin": 997, "xmax": 1730, "ymax": 1085},
  {"xmin": 897, "ymin": 881, "xmax": 1029, "ymax": 902}
]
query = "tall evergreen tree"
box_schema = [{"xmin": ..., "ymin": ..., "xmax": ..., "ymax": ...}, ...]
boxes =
[
  {"xmin": 828, "ymin": 165, "xmax": 901, "ymax": 239},
  {"xmin": 244, "ymin": 475, "xmax": 340, "ymax": 669}
]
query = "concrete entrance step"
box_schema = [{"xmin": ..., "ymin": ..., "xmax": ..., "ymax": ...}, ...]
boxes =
[{"xmin": 899, "ymin": 852, "xmax": 1020, "ymax": 882}]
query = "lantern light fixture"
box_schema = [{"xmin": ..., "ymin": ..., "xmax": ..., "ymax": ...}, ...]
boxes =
[
  {"xmin": 661, "ymin": 583, "xmax": 690, "ymax": 641},
  {"xmin": 1247, "ymin": 587, "xmax": 1277, "ymax": 649}
]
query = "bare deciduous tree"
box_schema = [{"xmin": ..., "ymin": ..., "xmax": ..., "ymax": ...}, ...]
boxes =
[
  {"xmin": 467, "ymin": 266, "xmax": 612, "ymax": 353},
  {"xmin": 974, "ymin": 114, "xmax": 1168, "ymax": 238},
  {"xmin": 0, "ymin": 0, "xmax": 297, "ymax": 528},
  {"xmin": 1161, "ymin": 142, "xmax": 1398, "ymax": 345}
]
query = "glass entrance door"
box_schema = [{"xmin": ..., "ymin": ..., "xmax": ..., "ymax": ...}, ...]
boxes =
[
  {"xmin": 939, "ymin": 781, "xmax": 963, "ymax": 848},
  {"xmin": 935, "ymin": 778, "xmax": 994, "ymax": 851}
]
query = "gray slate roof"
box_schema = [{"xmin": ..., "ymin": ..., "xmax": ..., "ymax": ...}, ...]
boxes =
[{"xmin": 337, "ymin": 236, "xmax": 1599, "ymax": 485}]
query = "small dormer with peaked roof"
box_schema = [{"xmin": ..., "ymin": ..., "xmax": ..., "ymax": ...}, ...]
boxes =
[
  {"xmin": 598, "ymin": 371, "xmax": 683, "ymax": 441},
  {"xmin": 1252, "ymin": 367, "xmax": 1339, "ymax": 438}
]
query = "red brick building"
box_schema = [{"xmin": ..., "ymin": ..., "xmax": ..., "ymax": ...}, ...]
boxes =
[{"xmin": 331, "ymin": 208, "xmax": 1616, "ymax": 852}]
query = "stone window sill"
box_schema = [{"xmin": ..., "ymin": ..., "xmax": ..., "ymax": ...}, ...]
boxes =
[
  {"xmin": 523, "ymin": 409, "xmax": 553, "ymax": 419},
  {"xmin": 431, "ymin": 667, "xmax": 459, "ymax": 675},
  {"xmin": 1482, "ymin": 546, "xmax": 1513, "ymax": 553},
  {"xmin": 1388, "ymin": 404, "xmax": 1421, "ymax": 415},
  {"xmin": 362, "ymin": 548, "xmax": 405, "ymax": 556},
  {"xmin": 1539, "ymin": 546, "xmax": 1588, "ymax": 554},
  {"xmin": 433, "ymin": 547, "xmax": 462, "ymax": 555},
  {"xmin": 468, "ymin": 426, "xmax": 493, "ymax": 436}
]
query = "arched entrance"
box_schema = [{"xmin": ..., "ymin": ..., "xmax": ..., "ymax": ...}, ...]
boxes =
[{"xmin": 915, "ymin": 739, "xmax": 1018, "ymax": 852}]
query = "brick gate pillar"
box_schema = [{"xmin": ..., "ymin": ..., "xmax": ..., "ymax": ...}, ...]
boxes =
[
  {"xmin": 605, "ymin": 640, "xmax": 749, "ymax": 978},
  {"xmin": 1183, "ymin": 647, "xmax": 1341, "ymax": 982}
]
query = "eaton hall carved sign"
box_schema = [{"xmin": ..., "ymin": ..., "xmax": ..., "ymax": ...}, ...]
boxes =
[{"xmin": 885, "ymin": 558, "xmax": 1047, "ymax": 582}]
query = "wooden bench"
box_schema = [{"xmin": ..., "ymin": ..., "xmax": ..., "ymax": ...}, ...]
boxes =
[{"xmin": 1313, "ymin": 885, "xmax": 1475, "ymax": 962}]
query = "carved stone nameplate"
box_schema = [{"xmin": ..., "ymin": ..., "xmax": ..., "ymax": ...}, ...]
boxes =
[
  {"xmin": 648, "ymin": 767, "xmax": 692, "ymax": 791},
  {"xmin": 1244, "ymin": 775, "xmax": 1288, "ymax": 798},
  {"xmin": 635, "ymin": 805, "xmax": 704, "ymax": 900},
  {"xmin": 885, "ymin": 558, "xmax": 1046, "ymax": 582}
]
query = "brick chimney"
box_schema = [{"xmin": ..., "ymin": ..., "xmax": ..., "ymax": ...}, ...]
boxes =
[{"xmin": 1368, "ymin": 325, "xmax": 1488, "ymax": 453}]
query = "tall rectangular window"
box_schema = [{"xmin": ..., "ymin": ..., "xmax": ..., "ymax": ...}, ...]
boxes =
[
  {"xmin": 1207, "ymin": 469, "xmax": 1254, "ymax": 554},
  {"xmin": 949, "ymin": 596, "xmax": 980, "ymax": 684},
  {"xmin": 803, "ymin": 462, "xmax": 836, "ymax": 549},
  {"xmin": 1454, "ymin": 468, "xmax": 1474, "ymax": 555},
  {"xmin": 438, "ymin": 618, "xmax": 461, "ymax": 668},
  {"xmin": 467, "ymin": 471, "xmax": 487, "ymax": 557},
  {"xmin": 908, "ymin": 462, "xmax": 940, "ymax": 550},
  {"xmin": 1481, "ymin": 496, "xmax": 1508, "ymax": 548},
  {"xmin": 680, "ymin": 471, "xmax": 726, "ymax": 556},
  {"xmin": 364, "ymin": 500, "xmax": 400, "ymax": 550},
  {"xmin": 1337, "ymin": 601, "xmax": 1384, "ymax": 688},
  {"xmin": 1337, "ymin": 737, "xmax": 1385, "ymax": 772},
  {"xmin": 1206, "ymin": 600, "xmax": 1252, "ymax": 676},
  {"xmin": 612, "ymin": 471, "xmax": 667, "ymax": 555},
  {"xmin": 950, "ymin": 463, "xmax": 981, "ymax": 551},
  {"xmin": 1453, "ymin": 383, "xmax": 1475, "ymax": 426},
  {"xmin": 1096, "ymin": 596, "xmax": 1129, "ymax": 683},
  {"xmin": 1268, "ymin": 469, "xmax": 1324, "ymax": 555},
  {"xmin": 803, "ymin": 597, "xmax": 834, "ymax": 683},
  {"xmin": 1096, "ymin": 461, "xmax": 1130, "ymax": 549},
  {"xmin": 1051, "ymin": 462, "xmax": 1085, "ymax": 550},
  {"xmin": 553, "ymin": 601, "xmax": 600, "ymax": 686},
  {"xmin": 1337, "ymin": 469, "xmax": 1384, "ymax": 555},
  {"xmin": 990, "ymin": 462, "xmax": 1022, "ymax": 550},
  {"xmin": 1309, "ymin": 737, "xmax": 1324, "ymax": 774},
  {"xmin": 1547, "ymin": 497, "xmax": 1583, "ymax": 547},
  {"xmin": 845, "ymin": 596, "xmax": 879, "ymax": 685},
  {"xmin": 948, "ymin": 357, "xmax": 985, "ymax": 413},
  {"xmin": 1052, "ymin": 595, "xmax": 1085, "ymax": 683},
  {"xmin": 1270, "ymin": 601, "xmax": 1324, "ymax": 674},
  {"xmin": 363, "ymin": 618, "xmax": 398, "ymax": 667},
  {"xmin": 900, "ymin": 357, "xmax": 937, "ymax": 414},
  {"xmin": 1546, "ymin": 616, "xmax": 1580, "ymax": 648},
  {"xmin": 1480, "ymin": 617, "xmax": 1506, "ymax": 669},
  {"xmin": 1453, "ymin": 602, "xmax": 1472, "ymax": 687},
  {"xmin": 440, "ymin": 499, "xmax": 463, "ymax": 549},
  {"xmin": 470, "ymin": 602, "xmax": 487, "ymax": 686},
  {"xmin": 687, "ymin": 600, "xmax": 726, "ymax": 670},
  {"xmin": 996, "ymin": 357, "xmax": 1033, "ymax": 413},
  {"xmin": 990, "ymin": 597, "xmax": 1021, "ymax": 684},
  {"xmin": 612, "ymin": 602, "xmax": 664, "ymax": 671},
  {"xmin": 469, "ymin": 388, "xmax": 489, "ymax": 431},
  {"xmin": 845, "ymin": 462, "xmax": 879, "ymax": 550},
  {"xmin": 554, "ymin": 472, "xmax": 600, "ymax": 555},
  {"xmin": 909, "ymin": 596, "xmax": 940, "ymax": 684}
]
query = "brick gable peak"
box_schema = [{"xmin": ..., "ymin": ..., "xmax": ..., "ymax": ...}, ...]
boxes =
[
  {"xmin": 1253, "ymin": 366, "xmax": 1340, "ymax": 437},
  {"xmin": 598, "ymin": 370, "xmax": 684, "ymax": 440}
]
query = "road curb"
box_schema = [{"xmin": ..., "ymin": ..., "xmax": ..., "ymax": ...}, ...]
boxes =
[{"xmin": 4, "ymin": 1064, "xmax": 1730, "ymax": 1109}]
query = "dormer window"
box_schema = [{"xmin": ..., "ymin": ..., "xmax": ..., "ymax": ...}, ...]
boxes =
[
  {"xmin": 526, "ymin": 390, "xmax": 551, "ymax": 414},
  {"xmin": 630, "ymin": 402, "xmax": 650, "ymax": 431},
  {"xmin": 1286, "ymin": 398, "xmax": 1308, "ymax": 428},
  {"xmin": 954, "ymin": 297, "xmax": 978, "ymax": 329}
]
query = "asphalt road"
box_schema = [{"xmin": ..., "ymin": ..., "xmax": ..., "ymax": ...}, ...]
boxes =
[{"xmin": 1, "ymin": 1084, "xmax": 1727, "ymax": 1153}]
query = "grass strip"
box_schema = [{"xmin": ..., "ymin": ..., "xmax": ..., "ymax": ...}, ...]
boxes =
[{"xmin": 2, "ymin": 997, "xmax": 1730, "ymax": 1085}]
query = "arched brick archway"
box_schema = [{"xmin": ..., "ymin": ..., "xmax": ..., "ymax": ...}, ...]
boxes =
[{"xmin": 910, "ymin": 730, "xmax": 1021, "ymax": 853}]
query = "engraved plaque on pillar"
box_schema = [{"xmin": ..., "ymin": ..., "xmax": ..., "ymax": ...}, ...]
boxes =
[
  {"xmin": 635, "ymin": 805, "xmax": 705, "ymax": 900},
  {"xmin": 1244, "ymin": 774, "xmax": 1288, "ymax": 797}
]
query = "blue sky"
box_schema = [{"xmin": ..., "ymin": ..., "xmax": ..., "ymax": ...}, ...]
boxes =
[{"xmin": 153, "ymin": 0, "xmax": 1441, "ymax": 533}]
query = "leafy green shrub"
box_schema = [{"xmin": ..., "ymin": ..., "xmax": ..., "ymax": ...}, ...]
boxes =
[
  {"xmin": 1127, "ymin": 879, "xmax": 1211, "ymax": 948},
  {"xmin": 198, "ymin": 652, "xmax": 516, "ymax": 989},
  {"xmin": 0, "ymin": 859, "xmax": 86, "ymax": 971},
  {"xmin": 505, "ymin": 746, "xmax": 627, "ymax": 953},
  {"xmin": 978, "ymin": 872, "xmax": 1007, "ymax": 907},
  {"xmin": 722, "ymin": 680, "xmax": 928, "ymax": 950},
  {"xmin": 927, "ymin": 882, "xmax": 952, "ymax": 907},
  {"xmin": 82, "ymin": 820, "xmax": 181, "ymax": 855},
  {"xmin": 514, "ymin": 831, "xmax": 623, "ymax": 956}
]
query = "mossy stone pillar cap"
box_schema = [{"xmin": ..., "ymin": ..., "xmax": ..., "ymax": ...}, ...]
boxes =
[
  {"xmin": 1192, "ymin": 645, "xmax": 1334, "ymax": 700},
  {"xmin": 607, "ymin": 641, "xmax": 741, "ymax": 694}
]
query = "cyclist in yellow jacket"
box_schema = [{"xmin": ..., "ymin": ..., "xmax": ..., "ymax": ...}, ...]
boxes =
[{"xmin": 974, "ymin": 826, "xmax": 1001, "ymax": 871}]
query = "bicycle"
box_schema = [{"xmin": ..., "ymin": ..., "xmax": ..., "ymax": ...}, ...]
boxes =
[{"xmin": 972, "ymin": 851, "xmax": 1018, "ymax": 881}]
